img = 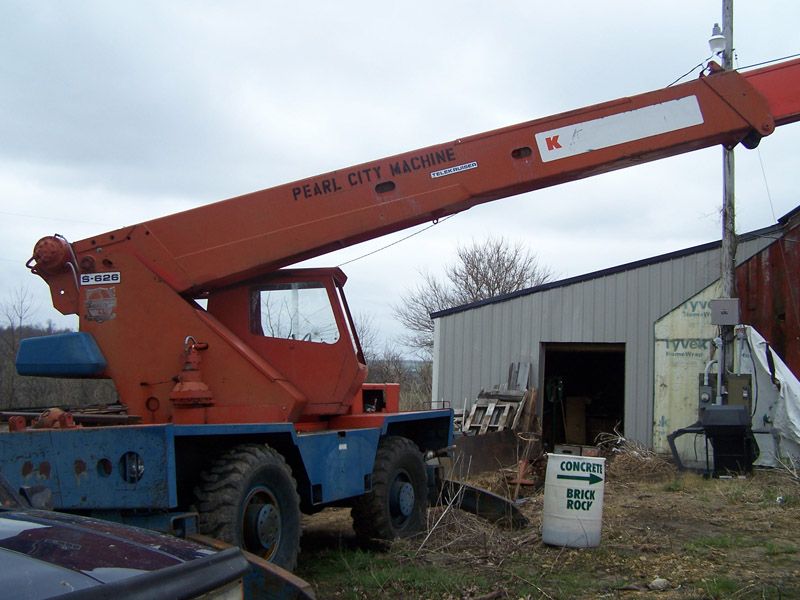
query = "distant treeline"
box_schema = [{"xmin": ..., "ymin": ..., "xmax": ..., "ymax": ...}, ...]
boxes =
[{"xmin": 364, "ymin": 349, "xmax": 432, "ymax": 411}]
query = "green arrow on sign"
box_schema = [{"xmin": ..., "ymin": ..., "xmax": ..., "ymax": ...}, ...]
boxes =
[{"xmin": 557, "ymin": 473, "xmax": 603, "ymax": 485}]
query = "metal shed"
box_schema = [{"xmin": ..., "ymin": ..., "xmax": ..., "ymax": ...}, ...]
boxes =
[{"xmin": 431, "ymin": 219, "xmax": 786, "ymax": 447}]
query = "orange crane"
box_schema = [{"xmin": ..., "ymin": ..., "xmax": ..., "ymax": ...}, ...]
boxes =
[{"xmin": 4, "ymin": 57, "xmax": 800, "ymax": 570}]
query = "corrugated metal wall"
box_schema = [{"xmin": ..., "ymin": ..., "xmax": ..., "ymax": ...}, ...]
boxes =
[
  {"xmin": 432, "ymin": 235, "xmax": 774, "ymax": 446},
  {"xmin": 737, "ymin": 216, "xmax": 800, "ymax": 375}
]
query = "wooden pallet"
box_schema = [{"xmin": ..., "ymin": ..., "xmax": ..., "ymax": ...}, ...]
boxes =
[
  {"xmin": 461, "ymin": 362, "xmax": 538, "ymax": 435},
  {"xmin": 463, "ymin": 389, "xmax": 533, "ymax": 434}
]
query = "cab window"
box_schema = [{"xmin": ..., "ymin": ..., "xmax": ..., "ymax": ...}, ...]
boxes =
[{"xmin": 251, "ymin": 282, "xmax": 340, "ymax": 344}]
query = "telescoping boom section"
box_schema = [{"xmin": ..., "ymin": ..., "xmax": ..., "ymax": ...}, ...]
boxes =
[{"xmin": 23, "ymin": 58, "xmax": 800, "ymax": 427}]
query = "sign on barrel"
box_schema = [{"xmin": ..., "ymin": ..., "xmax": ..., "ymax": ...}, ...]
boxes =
[{"xmin": 541, "ymin": 453, "xmax": 606, "ymax": 547}]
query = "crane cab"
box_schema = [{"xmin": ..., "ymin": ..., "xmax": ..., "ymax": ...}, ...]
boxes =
[{"xmin": 206, "ymin": 267, "xmax": 368, "ymax": 419}]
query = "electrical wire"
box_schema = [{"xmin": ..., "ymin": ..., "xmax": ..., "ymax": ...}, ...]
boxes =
[
  {"xmin": 336, "ymin": 215, "xmax": 455, "ymax": 267},
  {"xmin": 0, "ymin": 211, "xmax": 114, "ymax": 264},
  {"xmin": 739, "ymin": 53, "xmax": 800, "ymax": 71},
  {"xmin": 666, "ymin": 57, "xmax": 713, "ymax": 87},
  {"xmin": 757, "ymin": 149, "xmax": 778, "ymax": 223},
  {"xmin": 0, "ymin": 209, "xmax": 111, "ymax": 227},
  {"xmin": 667, "ymin": 52, "xmax": 800, "ymax": 88}
]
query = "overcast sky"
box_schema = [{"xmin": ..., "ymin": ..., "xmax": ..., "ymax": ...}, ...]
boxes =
[{"xmin": 1, "ymin": 1, "xmax": 799, "ymax": 351}]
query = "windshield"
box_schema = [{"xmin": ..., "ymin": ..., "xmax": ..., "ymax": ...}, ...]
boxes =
[{"xmin": 251, "ymin": 282, "xmax": 340, "ymax": 344}]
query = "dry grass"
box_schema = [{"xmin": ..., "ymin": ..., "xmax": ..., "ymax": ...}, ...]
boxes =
[
  {"xmin": 604, "ymin": 445, "xmax": 676, "ymax": 483},
  {"xmin": 301, "ymin": 441, "xmax": 800, "ymax": 599},
  {"xmin": 394, "ymin": 438, "xmax": 678, "ymax": 570},
  {"xmin": 776, "ymin": 454, "xmax": 800, "ymax": 484}
]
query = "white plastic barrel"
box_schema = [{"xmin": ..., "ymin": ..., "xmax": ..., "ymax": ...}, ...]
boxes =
[{"xmin": 541, "ymin": 453, "xmax": 606, "ymax": 548}]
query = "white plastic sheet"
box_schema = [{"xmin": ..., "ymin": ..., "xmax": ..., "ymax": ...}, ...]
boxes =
[{"xmin": 742, "ymin": 326, "xmax": 800, "ymax": 465}]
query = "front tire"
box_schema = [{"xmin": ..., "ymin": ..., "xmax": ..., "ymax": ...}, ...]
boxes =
[
  {"xmin": 351, "ymin": 436, "xmax": 428, "ymax": 540},
  {"xmin": 194, "ymin": 443, "xmax": 301, "ymax": 570}
]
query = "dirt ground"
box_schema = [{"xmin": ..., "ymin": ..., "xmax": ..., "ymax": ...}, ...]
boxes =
[{"xmin": 297, "ymin": 449, "xmax": 800, "ymax": 599}]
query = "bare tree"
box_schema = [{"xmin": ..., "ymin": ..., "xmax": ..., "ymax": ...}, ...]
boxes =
[
  {"xmin": 2, "ymin": 287, "xmax": 36, "ymax": 333},
  {"xmin": 391, "ymin": 273, "xmax": 453, "ymax": 356},
  {"xmin": 365, "ymin": 344, "xmax": 432, "ymax": 410},
  {"xmin": 394, "ymin": 237, "xmax": 554, "ymax": 356},
  {"xmin": 351, "ymin": 310, "xmax": 432, "ymax": 408},
  {"xmin": 353, "ymin": 311, "xmax": 379, "ymax": 362},
  {"xmin": 1, "ymin": 287, "xmax": 37, "ymax": 405}
]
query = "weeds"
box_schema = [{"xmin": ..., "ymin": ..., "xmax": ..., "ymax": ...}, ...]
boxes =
[
  {"xmin": 764, "ymin": 541, "xmax": 798, "ymax": 556},
  {"xmin": 776, "ymin": 455, "xmax": 800, "ymax": 484},
  {"xmin": 701, "ymin": 576, "xmax": 740, "ymax": 598},
  {"xmin": 299, "ymin": 455, "xmax": 800, "ymax": 599},
  {"xmin": 663, "ymin": 477, "xmax": 685, "ymax": 492}
]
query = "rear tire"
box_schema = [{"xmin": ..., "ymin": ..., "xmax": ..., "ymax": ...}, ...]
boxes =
[
  {"xmin": 351, "ymin": 436, "xmax": 428, "ymax": 540},
  {"xmin": 194, "ymin": 443, "xmax": 301, "ymax": 570}
]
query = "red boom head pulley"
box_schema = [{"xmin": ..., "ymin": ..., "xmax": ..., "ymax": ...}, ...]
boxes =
[{"xmin": 27, "ymin": 235, "xmax": 73, "ymax": 275}]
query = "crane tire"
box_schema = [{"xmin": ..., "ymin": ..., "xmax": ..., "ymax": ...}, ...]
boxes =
[
  {"xmin": 351, "ymin": 435, "xmax": 428, "ymax": 540},
  {"xmin": 194, "ymin": 443, "xmax": 301, "ymax": 570}
]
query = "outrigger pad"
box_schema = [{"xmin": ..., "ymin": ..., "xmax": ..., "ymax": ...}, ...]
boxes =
[{"xmin": 16, "ymin": 332, "xmax": 107, "ymax": 377}]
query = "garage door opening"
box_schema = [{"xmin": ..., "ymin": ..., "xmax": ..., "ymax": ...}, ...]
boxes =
[{"xmin": 541, "ymin": 343, "xmax": 625, "ymax": 451}]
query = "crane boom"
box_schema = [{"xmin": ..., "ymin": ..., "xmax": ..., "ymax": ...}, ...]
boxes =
[
  {"xmin": 33, "ymin": 59, "xmax": 800, "ymax": 308},
  {"xmin": 743, "ymin": 58, "xmax": 800, "ymax": 127},
  {"xmin": 24, "ymin": 57, "xmax": 800, "ymax": 425}
]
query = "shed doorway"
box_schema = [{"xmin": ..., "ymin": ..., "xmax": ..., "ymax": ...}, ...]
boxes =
[{"xmin": 541, "ymin": 343, "xmax": 625, "ymax": 450}]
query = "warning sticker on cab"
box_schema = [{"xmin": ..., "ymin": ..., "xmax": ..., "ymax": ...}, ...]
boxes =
[{"xmin": 85, "ymin": 287, "xmax": 117, "ymax": 322}]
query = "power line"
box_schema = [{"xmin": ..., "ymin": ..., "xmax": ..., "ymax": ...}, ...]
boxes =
[
  {"xmin": 337, "ymin": 215, "xmax": 455, "ymax": 267},
  {"xmin": 739, "ymin": 53, "xmax": 800, "ymax": 71},
  {"xmin": 667, "ymin": 56, "xmax": 713, "ymax": 87},
  {"xmin": 757, "ymin": 149, "xmax": 777, "ymax": 223},
  {"xmin": 0, "ymin": 210, "xmax": 111, "ymax": 227},
  {"xmin": 667, "ymin": 52, "xmax": 800, "ymax": 88}
]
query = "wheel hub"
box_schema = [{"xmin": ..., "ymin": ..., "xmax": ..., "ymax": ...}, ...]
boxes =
[
  {"xmin": 390, "ymin": 478, "xmax": 415, "ymax": 518},
  {"xmin": 243, "ymin": 487, "xmax": 281, "ymax": 557}
]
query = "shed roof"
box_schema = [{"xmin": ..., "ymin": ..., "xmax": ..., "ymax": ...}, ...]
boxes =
[{"xmin": 431, "ymin": 208, "xmax": 795, "ymax": 320}]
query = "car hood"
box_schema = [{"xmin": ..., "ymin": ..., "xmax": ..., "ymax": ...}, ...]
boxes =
[{"xmin": 0, "ymin": 509, "xmax": 214, "ymax": 585}]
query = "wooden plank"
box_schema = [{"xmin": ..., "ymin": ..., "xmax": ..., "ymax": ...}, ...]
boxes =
[
  {"xmin": 487, "ymin": 404, "xmax": 511, "ymax": 430},
  {"xmin": 517, "ymin": 389, "xmax": 539, "ymax": 433},
  {"xmin": 479, "ymin": 402, "xmax": 497, "ymax": 434},
  {"xmin": 463, "ymin": 403, "xmax": 482, "ymax": 432},
  {"xmin": 507, "ymin": 362, "xmax": 519, "ymax": 389},
  {"xmin": 514, "ymin": 362, "xmax": 530, "ymax": 391},
  {"xmin": 509, "ymin": 393, "xmax": 528, "ymax": 430}
]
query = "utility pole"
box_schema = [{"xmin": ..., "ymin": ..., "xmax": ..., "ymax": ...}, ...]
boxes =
[{"xmin": 711, "ymin": 0, "xmax": 737, "ymax": 374}]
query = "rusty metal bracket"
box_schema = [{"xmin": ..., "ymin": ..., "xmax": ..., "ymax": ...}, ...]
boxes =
[{"xmin": 700, "ymin": 68, "xmax": 775, "ymax": 148}]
